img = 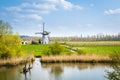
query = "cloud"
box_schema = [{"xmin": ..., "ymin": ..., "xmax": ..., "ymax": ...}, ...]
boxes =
[
  {"xmin": 13, "ymin": 13, "xmax": 42, "ymax": 20},
  {"xmin": 4, "ymin": 0, "xmax": 83, "ymax": 22},
  {"xmin": 60, "ymin": 0, "xmax": 73, "ymax": 10},
  {"xmin": 5, "ymin": 0, "xmax": 83, "ymax": 13},
  {"xmin": 25, "ymin": 14, "xmax": 42, "ymax": 20},
  {"xmin": 74, "ymin": 5, "xmax": 83, "ymax": 10},
  {"xmin": 5, "ymin": 6, "xmax": 22, "ymax": 12},
  {"xmin": 5, "ymin": 2, "xmax": 57, "ymax": 12},
  {"xmin": 104, "ymin": 8, "xmax": 120, "ymax": 14},
  {"xmin": 44, "ymin": 0, "xmax": 59, "ymax": 4},
  {"xmin": 31, "ymin": 3, "xmax": 57, "ymax": 10},
  {"xmin": 45, "ymin": 0, "xmax": 83, "ymax": 10},
  {"xmin": 25, "ymin": 9, "xmax": 51, "ymax": 14},
  {"xmin": 16, "ymin": 14, "xmax": 42, "ymax": 20}
]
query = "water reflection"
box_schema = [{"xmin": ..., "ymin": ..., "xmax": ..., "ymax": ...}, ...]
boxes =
[
  {"xmin": 41, "ymin": 63, "xmax": 110, "ymax": 80},
  {"xmin": 50, "ymin": 66, "xmax": 63, "ymax": 80},
  {"xmin": 0, "ymin": 66, "xmax": 22, "ymax": 80},
  {"xmin": 0, "ymin": 58, "xmax": 111, "ymax": 80}
]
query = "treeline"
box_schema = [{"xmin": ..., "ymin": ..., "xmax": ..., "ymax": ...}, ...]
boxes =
[
  {"xmin": 22, "ymin": 33, "xmax": 120, "ymax": 43},
  {"xmin": 50, "ymin": 34, "xmax": 120, "ymax": 42}
]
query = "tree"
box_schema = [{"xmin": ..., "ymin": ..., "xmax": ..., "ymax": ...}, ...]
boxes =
[
  {"xmin": 0, "ymin": 20, "xmax": 23, "ymax": 59},
  {"xmin": 0, "ymin": 20, "xmax": 12, "ymax": 38}
]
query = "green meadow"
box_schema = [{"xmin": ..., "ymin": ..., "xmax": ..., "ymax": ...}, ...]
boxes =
[
  {"xmin": 22, "ymin": 44, "xmax": 49, "ymax": 56},
  {"xmin": 22, "ymin": 41, "xmax": 120, "ymax": 56},
  {"xmin": 73, "ymin": 46, "xmax": 120, "ymax": 55},
  {"xmin": 22, "ymin": 44, "xmax": 69, "ymax": 56}
]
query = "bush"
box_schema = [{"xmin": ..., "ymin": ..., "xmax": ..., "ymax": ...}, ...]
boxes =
[
  {"xmin": 106, "ymin": 53, "xmax": 120, "ymax": 80},
  {"xmin": 77, "ymin": 49, "xmax": 86, "ymax": 55},
  {"xmin": 48, "ymin": 42, "xmax": 64, "ymax": 55},
  {"xmin": 43, "ymin": 49, "xmax": 51, "ymax": 56},
  {"xmin": 0, "ymin": 35, "xmax": 24, "ymax": 58}
]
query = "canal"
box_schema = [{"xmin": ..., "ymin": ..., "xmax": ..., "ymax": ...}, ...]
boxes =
[{"xmin": 0, "ymin": 58, "xmax": 112, "ymax": 80}]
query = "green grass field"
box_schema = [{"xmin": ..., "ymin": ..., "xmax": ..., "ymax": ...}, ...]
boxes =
[
  {"xmin": 73, "ymin": 46, "xmax": 120, "ymax": 55},
  {"xmin": 22, "ymin": 41, "xmax": 120, "ymax": 56},
  {"xmin": 22, "ymin": 44, "xmax": 49, "ymax": 56}
]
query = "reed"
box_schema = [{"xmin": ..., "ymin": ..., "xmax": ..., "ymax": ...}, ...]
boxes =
[
  {"xmin": 0, "ymin": 55, "xmax": 34, "ymax": 66},
  {"xmin": 41, "ymin": 55, "xmax": 111, "ymax": 63}
]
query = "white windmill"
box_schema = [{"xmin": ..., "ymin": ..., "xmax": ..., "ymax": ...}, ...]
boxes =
[{"xmin": 35, "ymin": 23, "xmax": 50, "ymax": 44}]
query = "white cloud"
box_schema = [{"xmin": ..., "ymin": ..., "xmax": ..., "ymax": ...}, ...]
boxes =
[
  {"xmin": 6, "ymin": 2, "xmax": 57, "ymax": 12},
  {"xmin": 45, "ymin": 0, "xmax": 83, "ymax": 10},
  {"xmin": 20, "ymin": 2, "xmax": 31, "ymax": 8},
  {"xmin": 14, "ymin": 13, "xmax": 42, "ymax": 20},
  {"xmin": 60, "ymin": 0, "xmax": 73, "ymax": 10},
  {"xmin": 5, "ymin": 0, "xmax": 83, "ymax": 13},
  {"xmin": 25, "ymin": 14, "xmax": 42, "ymax": 20},
  {"xmin": 104, "ymin": 8, "xmax": 120, "ymax": 14},
  {"xmin": 32, "ymin": 3, "xmax": 57, "ymax": 10},
  {"xmin": 44, "ymin": 0, "xmax": 59, "ymax": 4},
  {"xmin": 5, "ymin": 6, "xmax": 22, "ymax": 12},
  {"xmin": 75, "ymin": 5, "xmax": 83, "ymax": 10},
  {"xmin": 4, "ymin": 0, "xmax": 83, "ymax": 21},
  {"xmin": 25, "ymin": 9, "xmax": 51, "ymax": 14}
]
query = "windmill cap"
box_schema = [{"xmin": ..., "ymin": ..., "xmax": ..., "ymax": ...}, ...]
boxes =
[{"xmin": 43, "ymin": 31, "xmax": 50, "ymax": 35}]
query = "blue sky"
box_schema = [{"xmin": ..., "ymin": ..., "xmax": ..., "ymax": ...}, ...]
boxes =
[{"xmin": 0, "ymin": 0, "xmax": 120, "ymax": 37}]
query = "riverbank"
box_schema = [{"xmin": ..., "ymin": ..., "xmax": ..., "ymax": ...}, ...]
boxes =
[
  {"xmin": 40, "ymin": 55, "xmax": 112, "ymax": 63},
  {"xmin": 0, "ymin": 56, "xmax": 34, "ymax": 67}
]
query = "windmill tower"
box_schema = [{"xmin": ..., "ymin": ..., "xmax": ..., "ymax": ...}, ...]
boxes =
[{"xmin": 35, "ymin": 23, "xmax": 50, "ymax": 44}]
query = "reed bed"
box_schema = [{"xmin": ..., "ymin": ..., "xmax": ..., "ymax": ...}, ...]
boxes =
[
  {"xmin": 0, "ymin": 55, "xmax": 34, "ymax": 66},
  {"xmin": 41, "ymin": 55, "xmax": 111, "ymax": 63}
]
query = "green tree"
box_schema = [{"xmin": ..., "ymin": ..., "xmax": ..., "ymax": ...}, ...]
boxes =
[
  {"xmin": 0, "ymin": 20, "xmax": 12, "ymax": 38},
  {"xmin": 0, "ymin": 20, "xmax": 23, "ymax": 59}
]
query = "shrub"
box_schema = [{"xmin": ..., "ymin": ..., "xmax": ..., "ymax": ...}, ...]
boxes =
[
  {"xmin": 49, "ymin": 42, "xmax": 64, "ymax": 55},
  {"xmin": 77, "ymin": 49, "xmax": 86, "ymax": 55},
  {"xmin": 106, "ymin": 53, "xmax": 120, "ymax": 80}
]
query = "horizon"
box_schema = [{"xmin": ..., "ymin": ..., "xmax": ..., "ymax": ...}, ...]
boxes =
[
  {"xmin": 0, "ymin": 0, "xmax": 120, "ymax": 37},
  {"xmin": 21, "ymin": 33, "xmax": 120, "ymax": 38}
]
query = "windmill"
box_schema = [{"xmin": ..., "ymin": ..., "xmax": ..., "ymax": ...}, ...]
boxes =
[{"xmin": 35, "ymin": 23, "xmax": 50, "ymax": 44}]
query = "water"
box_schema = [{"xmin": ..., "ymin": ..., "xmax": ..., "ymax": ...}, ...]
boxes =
[{"xmin": 0, "ymin": 58, "xmax": 111, "ymax": 80}]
